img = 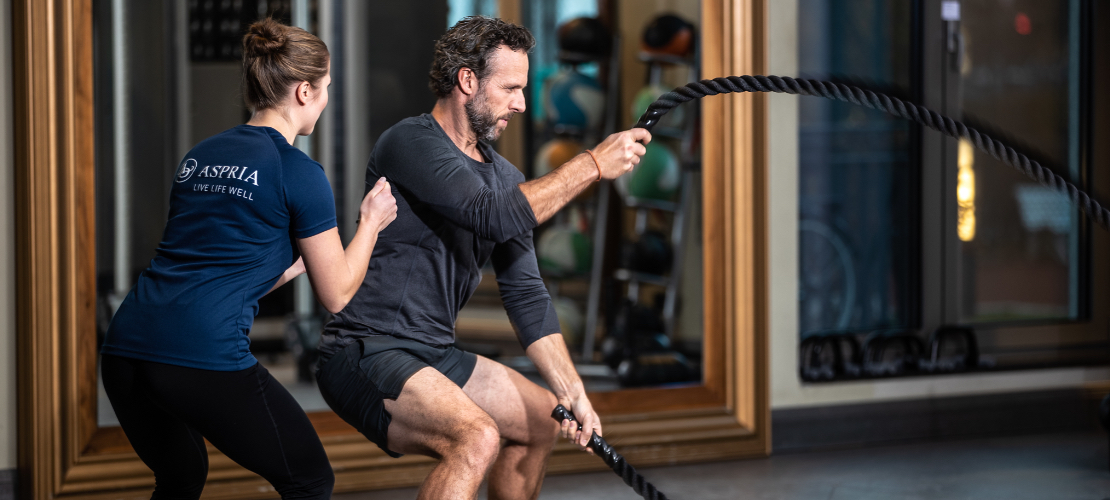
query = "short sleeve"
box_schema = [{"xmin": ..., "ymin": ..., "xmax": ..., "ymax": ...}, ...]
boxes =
[{"xmin": 283, "ymin": 153, "xmax": 337, "ymax": 239}]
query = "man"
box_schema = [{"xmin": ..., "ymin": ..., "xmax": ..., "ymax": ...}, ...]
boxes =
[{"xmin": 316, "ymin": 16, "xmax": 651, "ymax": 500}]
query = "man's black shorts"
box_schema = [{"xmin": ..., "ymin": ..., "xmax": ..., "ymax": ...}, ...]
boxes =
[{"xmin": 315, "ymin": 334, "xmax": 477, "ymax": 458}]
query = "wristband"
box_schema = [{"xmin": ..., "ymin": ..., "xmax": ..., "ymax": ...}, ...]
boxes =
[{"xmin": 584, "ymin": 149, "xmax": 602, "ymax": 181}]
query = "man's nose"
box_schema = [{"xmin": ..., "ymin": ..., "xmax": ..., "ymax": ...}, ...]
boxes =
[{"xmin": 510, "ymin": 89, "xmax": 526, "ymax": 113}]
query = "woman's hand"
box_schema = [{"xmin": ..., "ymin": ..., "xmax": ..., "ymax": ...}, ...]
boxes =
[{"xmin": 360, "ymin": 177, "xmax": 398, "ymax": 232}]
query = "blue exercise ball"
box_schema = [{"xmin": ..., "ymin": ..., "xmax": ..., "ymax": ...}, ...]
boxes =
[{"xmin": 544, "ymin": 68, "xmax": 604, "ymax": 133}]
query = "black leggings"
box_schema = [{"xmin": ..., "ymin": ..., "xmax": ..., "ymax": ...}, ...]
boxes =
[{"xmin": 100, "ymin": 354, "xmax": 334, "ymax": 500}]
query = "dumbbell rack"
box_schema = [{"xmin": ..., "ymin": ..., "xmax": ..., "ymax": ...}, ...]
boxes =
[{"xmin": 579, "ymin": 52, "xmax": 699, "ymax": 361}]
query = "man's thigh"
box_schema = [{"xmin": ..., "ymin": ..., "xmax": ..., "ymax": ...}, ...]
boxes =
[
  {"xmin": 384, "ymin": 366, "xmax": 493, "ymax": 457},
  {"xmin": 462, "ymin": 356, "xmax": 558, "ymax": 445}
]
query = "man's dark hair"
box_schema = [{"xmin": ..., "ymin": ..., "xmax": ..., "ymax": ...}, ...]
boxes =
[{"xmin": 429, "ymin": 16, "xmax": 535, "ymax": 99}]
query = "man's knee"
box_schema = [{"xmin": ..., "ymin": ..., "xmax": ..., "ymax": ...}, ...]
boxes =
[
  {"xmin": 535, "ymin": 391, "xmax": 560, "ymax": 446},
  {"xmin": 450, "ymin": 415, "xmax": 501, "ymax": 470}
]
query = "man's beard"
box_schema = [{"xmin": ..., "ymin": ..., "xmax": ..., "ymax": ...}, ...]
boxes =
[{"xmin": 465, "ymin": 85, "xmax": 512, "ymax": 143}]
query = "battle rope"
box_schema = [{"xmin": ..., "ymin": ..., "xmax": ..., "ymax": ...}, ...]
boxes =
[
  {"xmin": 551, "ymin": 405, "xmax": 670, "ymax": 500},
  {"xmin": 633, "ymin": 75, "xmax": 1110, "ymax": 231},
  {"xmin": 559, "ymin": 76, "xmax": 1109, "ymax": 499}
]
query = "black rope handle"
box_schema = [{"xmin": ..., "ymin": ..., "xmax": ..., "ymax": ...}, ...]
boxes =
[
  {"xmin": 551, "ymin": 405, "xmax": 670, "ymax": 500},
  {"xmin": 633, "ymin": 75, "xmax": 1109, "ymax": 231}
]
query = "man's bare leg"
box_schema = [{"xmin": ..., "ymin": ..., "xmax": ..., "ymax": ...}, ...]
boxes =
[
  {"xmin": 463, "ymin": 356, "xmax": 560, "ymax": 500},
  {"xmin": 384, "ymin": 367, "xmax": 502, "ymax": 500}
]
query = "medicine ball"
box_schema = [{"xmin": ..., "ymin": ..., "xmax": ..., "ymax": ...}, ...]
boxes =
[
  {"xmin": 544, "ymin": 67, "xmax": 605, "ymax": 133},
  {"xmin": 622, "ymin": 230, "xmax": 673, "ymax": 275},
  {"xmin": 641, "ymin": 14, "xmax": 696, "ymax": 58},
  {"xmin": 602, "ymin": 301, "xmax": 666, "ymax": 368},
  {"xmin": 625, "ymin": 142, "xmax": 680, "ymax": 201},
  {"xmin": 557, "ymin": 17, "xmax": 612, "ymax": 61},
  {"xmin": 533, "ymin": 137, "xmax": 583, "ymax": 178},
  {"xmin": 537, "ymin": 225, "xmax": 592, "ymax": 276},
  {"xmin": 533, "ymin": 137, "xmax": 595, "ymax": 200}
]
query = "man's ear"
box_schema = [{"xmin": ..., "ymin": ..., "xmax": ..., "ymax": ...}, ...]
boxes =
[
  {"xmin": 295, "ymin": 81, "xmax": 312, "ymax": 105},
  {"xmin": 457, "ymin": 67, "xmax": 478, "ymax": 96}
]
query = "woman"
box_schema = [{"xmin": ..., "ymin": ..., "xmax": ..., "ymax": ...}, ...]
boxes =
[{"xmin": 100, "ymin": 18, "xmax": 395, "ymax": 499}]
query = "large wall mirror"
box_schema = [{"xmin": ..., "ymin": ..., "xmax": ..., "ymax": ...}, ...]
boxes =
[{"xmin": 15, "ymin": 0, "xmax": 768, "ymax": 497}]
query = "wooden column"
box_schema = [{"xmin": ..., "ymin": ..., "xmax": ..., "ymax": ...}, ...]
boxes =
[{"xmin": 14, "ymin": 0, "xmax": 97, "ymax": 498}]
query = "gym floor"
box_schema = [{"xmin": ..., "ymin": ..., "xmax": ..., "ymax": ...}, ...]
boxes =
[{"xmin": 335, "ymin": 430, "xmax": 1110, "ymax": 499}]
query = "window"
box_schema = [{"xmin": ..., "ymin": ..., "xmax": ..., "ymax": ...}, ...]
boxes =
[
  {"xmin": 798, "ymin": 0, "xmax": 917, "ymax": 335},
  {"xmin": 798, "ymin": 0, "xmax": 1107, "ymax": 381}
]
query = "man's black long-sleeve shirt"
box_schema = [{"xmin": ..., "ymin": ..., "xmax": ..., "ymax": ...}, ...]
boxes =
[{"xmin": 320, "ymin": 114, "xmax": 560, "ymax": 356}]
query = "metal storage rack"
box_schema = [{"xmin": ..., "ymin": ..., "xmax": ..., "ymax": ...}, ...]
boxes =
[{"xmin": 579, "ymin": 52, "xmax": 700, "ymax": 361}]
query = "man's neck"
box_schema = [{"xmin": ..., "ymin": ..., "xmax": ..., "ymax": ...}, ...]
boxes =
[{"xmin": 431, "ymin": 100, "xmax": 483, "ymax": 162}]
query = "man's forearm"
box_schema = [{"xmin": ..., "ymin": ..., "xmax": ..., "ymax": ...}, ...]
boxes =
[
  {"xmin": 528, "ymin": 332, "xmax": 603, "ymax": 449},
  {"xmin": 517, "ymin": 153, "xmax": 598, "ymax": 225},
  {"xmin": 518, "ymin": 128, "xmax": 651, "ymax": 224},
  {"xmin": 525, "ymin": 333, "xmax": 586, "ymax": 400}
]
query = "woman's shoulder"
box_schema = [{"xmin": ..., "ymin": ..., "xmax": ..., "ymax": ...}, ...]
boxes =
[
  {"xmin": 234, "ymin": 126, "xmax": 323, "ymax": 174},
  {"xmin": 189, "ymin": 125, "xmax": 282, "ymax": 160},
  {"xmin": 196, "ymin": 125, "xmax": 324, "ymax": 180}
]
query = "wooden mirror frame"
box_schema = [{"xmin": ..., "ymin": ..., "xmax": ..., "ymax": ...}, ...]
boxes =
[{"xmin": 14, "ymin": 0, "xmax": 767, "ymax": 497}]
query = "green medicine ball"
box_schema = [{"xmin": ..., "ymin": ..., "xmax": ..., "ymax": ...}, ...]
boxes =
[
  {"xmin": 628, "ymin": 142, "xmax": 680, "ymax": 201},
  {"xmin": 537, "ymin": 226, "xmax": 592, "ymax": 276}
]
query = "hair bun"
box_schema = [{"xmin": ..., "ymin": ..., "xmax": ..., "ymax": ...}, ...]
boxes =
[
  {"xmin": 240, "ymin": 18, "xmax": 329, "ymax": 112},
  {"xmin": 243, "ymin": 18, "xmax": 287, "ymax": 58}
]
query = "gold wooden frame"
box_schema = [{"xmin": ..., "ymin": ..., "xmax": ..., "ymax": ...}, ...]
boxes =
[{"xmin": 14, "ymin": 0, "xmax": 768, "ymax": 497}]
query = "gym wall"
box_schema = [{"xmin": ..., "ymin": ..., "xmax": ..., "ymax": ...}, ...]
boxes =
[
  {"xmin": 764, "ymin": 0, "xmax": 1110, "ymax": 411},
  {"xmin": 0, "ymin": 0, "xmax": 17, "ymax": 478}
]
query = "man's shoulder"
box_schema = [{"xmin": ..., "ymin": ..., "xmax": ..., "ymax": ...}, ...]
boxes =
[{"xmin": 379, "ymin": 114, "xmax": 441, "ymax": 146}]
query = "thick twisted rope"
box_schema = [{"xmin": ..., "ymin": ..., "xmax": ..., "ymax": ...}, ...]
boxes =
[
  {"xmin": 634, "ymin": 75, "xmax": 1108, "ymax": 230},
  {"xmin": 551, "ymin": 405, "xmax": 670, "ymax": 500},
  {"xmin": 555, "ymin": 76, "xmax": 1103, "ymax": 499}
]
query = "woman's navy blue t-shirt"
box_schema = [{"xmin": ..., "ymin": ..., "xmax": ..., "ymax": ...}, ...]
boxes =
[{"xmin": 101, "ymin": 125, "xmax": 337, "ymax": 371}]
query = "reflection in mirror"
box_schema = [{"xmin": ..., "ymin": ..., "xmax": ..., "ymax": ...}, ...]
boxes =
[
  {"xmin": 95, "ymin": 0, "xmax": 704, "ymax": 429},
  {"xmin": 954, "ymin": 0, "xmax": 1084, "ymax": 324}
]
